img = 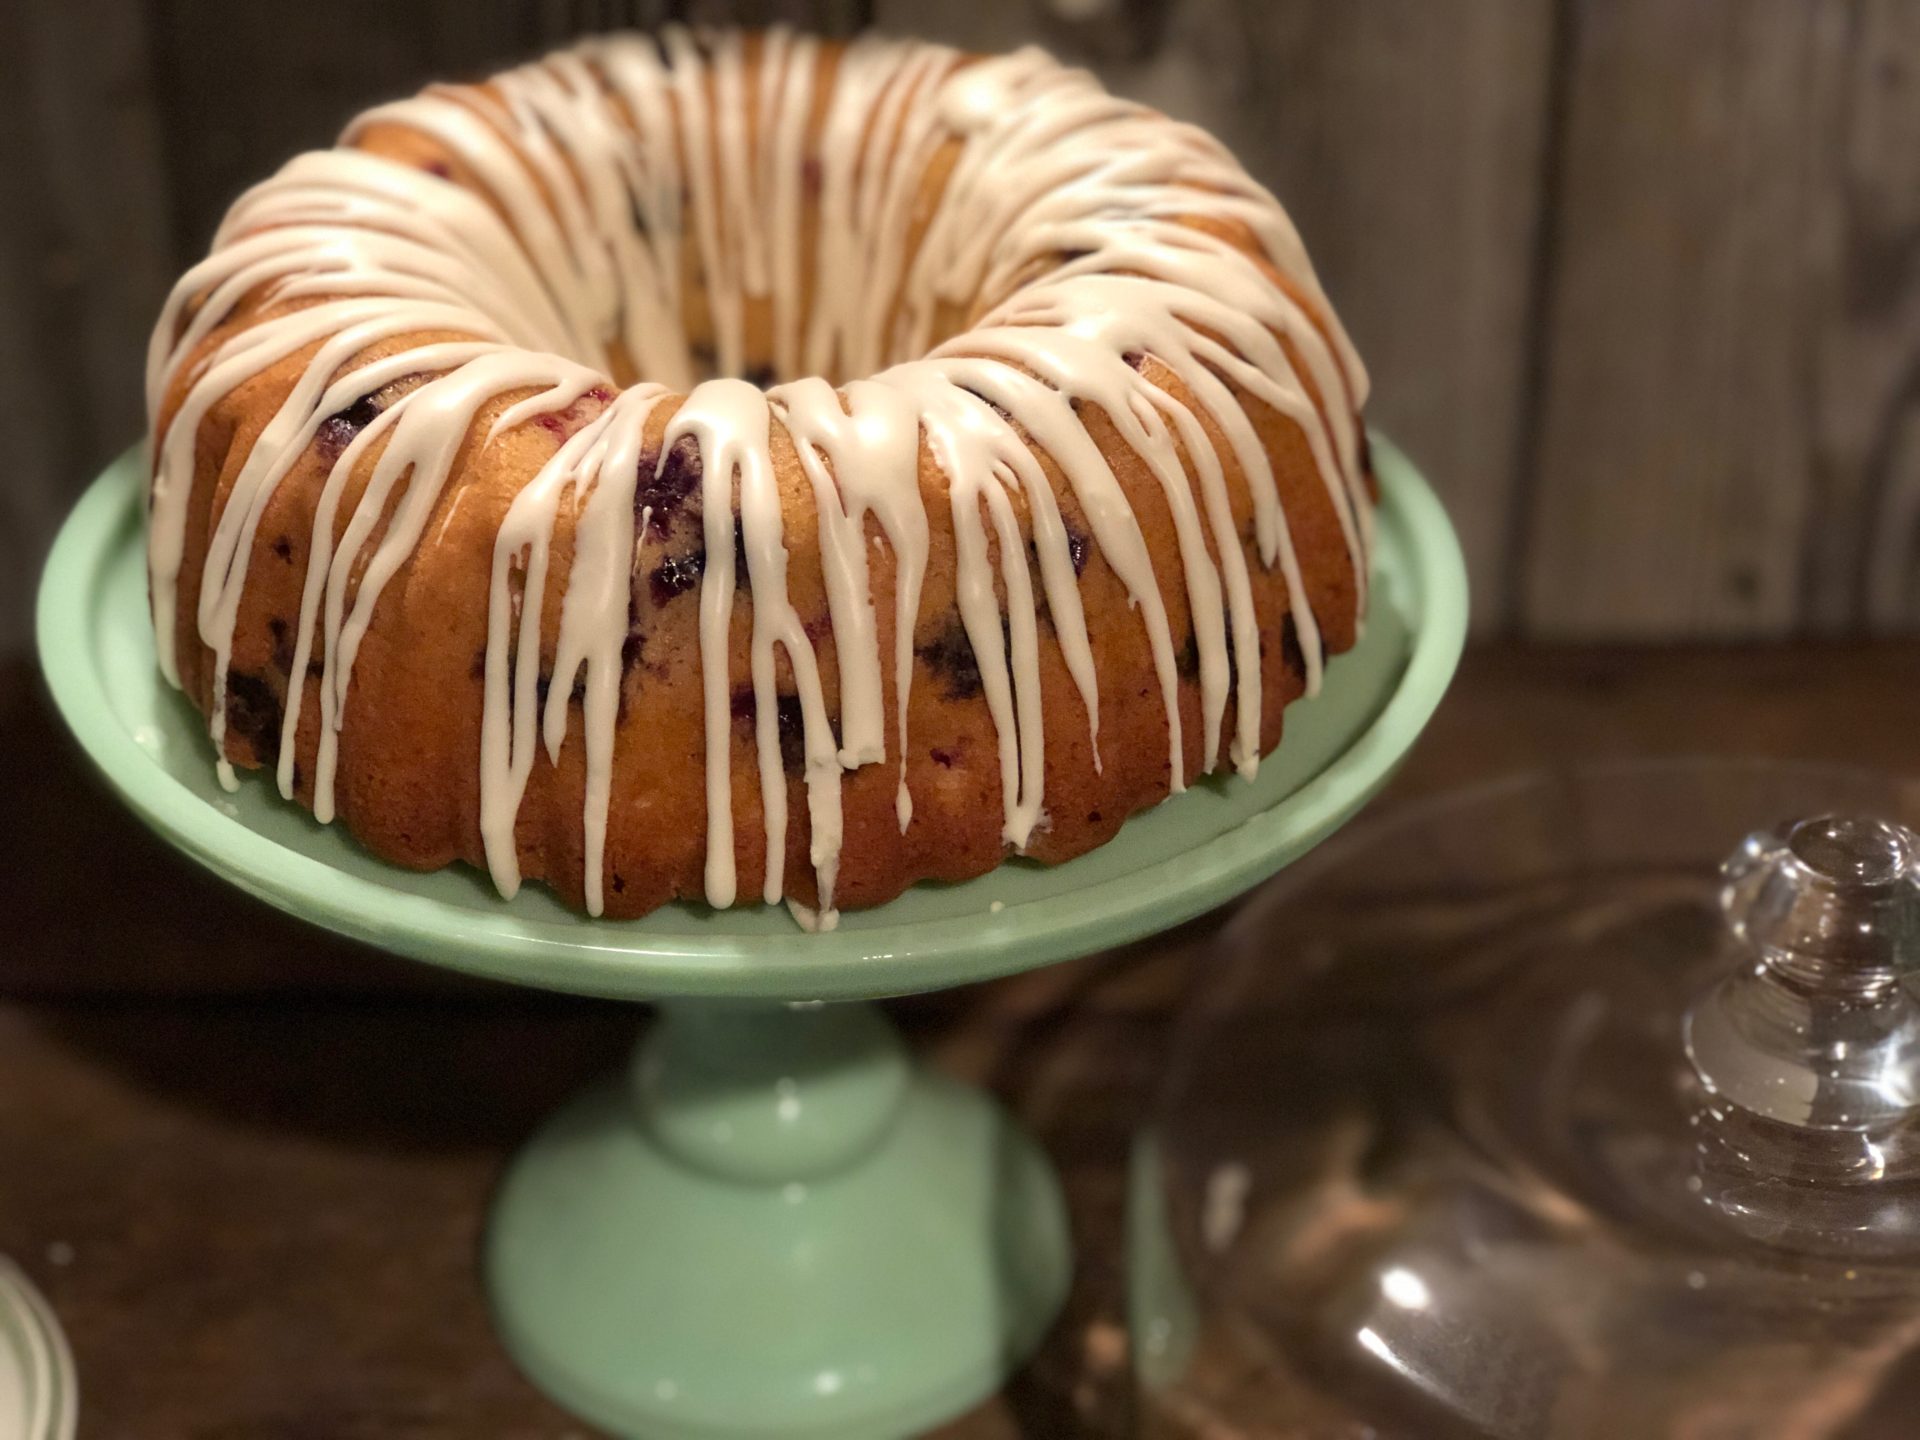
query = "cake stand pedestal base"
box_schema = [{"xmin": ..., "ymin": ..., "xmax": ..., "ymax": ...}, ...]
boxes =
[{"xmin": 484, "ymin": 1000, "xmax": 1071, "ymax": 1440}]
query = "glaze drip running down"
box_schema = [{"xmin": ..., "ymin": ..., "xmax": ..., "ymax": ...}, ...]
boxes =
[{"xmin": 146, "ymin": 28, "xmax": 1372, "ymax": 929}]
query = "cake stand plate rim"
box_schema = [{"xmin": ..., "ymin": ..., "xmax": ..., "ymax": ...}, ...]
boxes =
[{"xmin": 37, "ymin": 432, "xmax": 1466, "ymax": 1000}]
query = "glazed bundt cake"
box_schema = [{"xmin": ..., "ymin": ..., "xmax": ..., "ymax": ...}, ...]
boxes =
[{"xmin": 146, "ymin": 28, "xmax": 1373, "ymax": 928}]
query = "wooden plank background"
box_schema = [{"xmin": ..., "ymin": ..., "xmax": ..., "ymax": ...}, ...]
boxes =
[{"xmin": 6, "ymin": 0, "xmax": 1917, "ymax": 651}]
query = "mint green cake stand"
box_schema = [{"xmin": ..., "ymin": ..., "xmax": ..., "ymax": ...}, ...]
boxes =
[{"xmin": 37, "ymin": 436, "xmax": 1464, "ymax": 1439}]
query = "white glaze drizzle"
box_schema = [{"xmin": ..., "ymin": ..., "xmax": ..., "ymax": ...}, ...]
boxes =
[
  {"xmin": 145, "ymin": 27, "xmax": 1371, "ymax": 920},
  {"xmin": 769, "ymin": 376, "xmax": 930, "ymax": 831},
  {"xmin": 486, "ymin": 383, "xmax": 670, "ymax": 912}
]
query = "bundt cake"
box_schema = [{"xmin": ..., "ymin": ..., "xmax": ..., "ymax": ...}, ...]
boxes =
[{"xmin": 146, "ymin": 27, "xmax": 1373, "ymax": 928}]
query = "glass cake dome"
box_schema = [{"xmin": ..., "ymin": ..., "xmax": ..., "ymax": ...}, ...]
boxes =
[{"xmin": 1134, "ymin": 761, "xmax": 1920, "ymax": 1440}]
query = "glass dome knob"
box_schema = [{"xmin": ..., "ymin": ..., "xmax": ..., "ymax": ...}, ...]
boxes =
[{"xmin": 1686, "ymin": 815, "xmax": 1920, "ymax": 1254}]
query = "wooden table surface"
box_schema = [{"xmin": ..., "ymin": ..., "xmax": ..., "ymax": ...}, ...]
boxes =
[{"xmin": 2, "ymin": 643, "xmax": 1911, "ymax": 1439}]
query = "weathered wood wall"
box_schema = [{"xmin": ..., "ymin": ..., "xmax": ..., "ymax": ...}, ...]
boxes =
[{"xmin": 6, "ymin": 0, "xmax": 1918, "ymax": 654}]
